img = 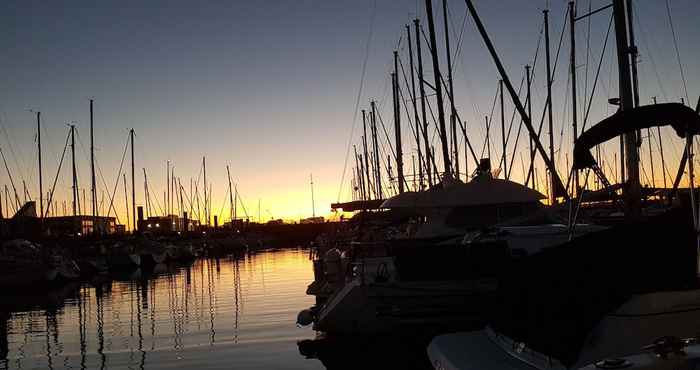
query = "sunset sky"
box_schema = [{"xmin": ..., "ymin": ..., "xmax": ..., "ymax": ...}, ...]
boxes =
[{"xmin": 1, "ymin": 0, "xmax": 699, "ymax": 227}]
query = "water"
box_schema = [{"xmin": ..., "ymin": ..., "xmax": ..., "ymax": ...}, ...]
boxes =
[{"xmin": 0, "ymin": 248, "xmax": 326, "ymax": 370}]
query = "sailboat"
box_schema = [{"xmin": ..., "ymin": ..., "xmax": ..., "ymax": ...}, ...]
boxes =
[{"xmin": 426, "ymin": 0, "xmax": 700, "ymax": 367}]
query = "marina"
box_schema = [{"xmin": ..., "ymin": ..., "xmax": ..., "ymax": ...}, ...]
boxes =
[{"xmin": 2, "ymin": 0, "xmax": 700, "ymax": 369}]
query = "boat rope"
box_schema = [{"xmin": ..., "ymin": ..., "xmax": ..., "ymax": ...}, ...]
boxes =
[
  {"xmin": 143, "ymin": 169, "xmax": 164, "ymax": 216},
  {"xmin": 580, "ymin": 13, "xmax": 613, "ymax": 133},
  {"xmin": 75, "ymin": 129, "xmax": 120, "ymax": 221},
  {"xmin": 481, "ymin": 84, "xmax": 500, "ymax": 159},
  {"xmin": 664, "ymin": 0, "xmax": 690, "ymax": 104},
  {"xmin": 506, "ymin": 21, "xmax": 544, "ymax": 177},
  {"xmin": 336, "ymin": 0, "xmax": 377, "ymax": 203},
  {"xmin": 0, "ymin": 146, "xmax": 21, "ymax": 209},
  {"xmin": 397, "ymin": 54, "xmax": 431, "ymax": 174},
  {"xmin": 524, "ymin": 5, "xmax": 570, "ymax": 187},
  {"xmin": 104, "ymin": 132, "xmax": 130, "ymax": 221},
  {"xmin": 43, "ymin": 128, "xmax": 70, "ymax": 218},
  {"xmin": 0, "ymin": 116, "xmax": 30, "ymax": 192}
]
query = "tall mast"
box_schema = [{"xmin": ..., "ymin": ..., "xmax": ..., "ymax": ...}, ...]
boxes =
[
  {"xmin": 227, "ymin": 165, "xmax": 234, "ymax": 222},
  {"xmin": 392, "ymin": 51, "xmax": 405, "ymax": 193},
  {"xmin": 499, "ymin": 80, "xmax": 507, "ymax": 179},
  {"xmin": 130, "ymin": 129, "xmax": 135, "ymax": 232},
  {"xmin": 415, "ymin": 19, "xmax": 433, "ymax": 187},
  {"xmin": 179, "ymin": 178, "xmax": 183, "ymax": 229},
  {"xmin": 362, "ymin": 110, "xmax": 372, "ymax": 199},
  {"xmin": 123, "ymin": 173, "xmax": 129, "ymax": 232},
  {"xmin": 569, "ymin": 2, "xmax": 580, "ymax": 197},
  {"xmin": 424, "ymin": 0, "xmax": 452, "ymax": 177},
  {"xmin": 626, "ymin": 0, "xmax": 640, "ymax": 108},
  {"xmin": 406, "ymin": 25, "xmax": 424, "ymax": 190},
  {"xmin": 203, "ymin": 156, "xmax": 208, "ymax": 226},
  {"xmin": 90, "ymin": 99, "xmax": 97, "ymax": 231},
  {"xmin": 166, "ymin": 161, "xmax": 170, "ymax": 216},
  {"xmin": 371, "ymin": 101, "xmax": 382, "ymax": 199},
  {"xmin": 71, "ymin": 125, "xmax": 78, "ymax": 216},
  {"xmin": 544, "ymin": 9, "xmax": 556, "ymax": 203},
  {"xmin": 37, "ymin": 111, "xmax": 43, "ymax": 220},
  {"xmin": 443, "ymin": 0, "xmax": 459, "ymax": 180},
  {"xmin": 485, "ymin": 116, "xmax": 492, "ymax": 162},
  {"xmin": 653, "ymin": 97, "xmax": 668, "ymax": 188},
  {"xmin": 525, "ymin": 65, "xmax": 533, "ymax": 188},
  {"xmin": 464, "ymin": 0, "xmax": 567, "ymax": 200},
  {"xmin": 310, "ymin": 174, "xmax": 316, "ymax": 218},
  {"xmin": 143, "ymin": 168, "xmax": 149, "ymax": 217},
  {"xmin": 612, "ymin": 0, "xmax": 640, "ymax": 218}
]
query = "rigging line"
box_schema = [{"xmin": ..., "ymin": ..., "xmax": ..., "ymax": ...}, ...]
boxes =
[
  {"xmin": 40, "ymin": 119, "xmax": 68, "ymax": 191},
  {"xmin": 336, "ymin": 0, "xmax": 377, "ymax": 203},
  {"xmin": 423, "ymin": 92, "xmax": 443, "ymax": 172},
  {"xmin": 664, "ymin": 0, "xmax": 689, "ymax": 103},
  {"xmin": 74, "ymin": 129, "xmax": 120, "ymax": 221},
  {"xmin": 395, "ymin": 79, "xmax": 417, "ymax": 190},
  {"xmin": 397, "ymin": 56, "xmax": 422, "ymax": 144},
  {"xmin": 481, "ymin": 84, "xmax": 500, "ymax": 159},
  {"xmin": 233, "ymin": 184, "xmax": 250, "ymax": 219},
  {"xmin": 583, "ymin": 0, "xmax": 592, "ymax": 118},
  {"xmin": 448, "ymin": 3, "xmax": 469, "ymax": 72},
  {"xmin": 144, "ymin": 172, "xmax": 164, "ymax": 216},
  {"xmin": 580, "ymin": 13, "xmax": 614, "ymax": 133},
  {"xmin": 216, "ymin": 184, "xmax": 230, "ymax": 223},
  {"xmin": 104, "ymin": 133, "xmax": 130, "ymax": 220},
  {"xmin": 398, "ymin": 54, "xmax": 431, "ymax": 173},
  {"xmin": 0, "ymin": 117, "xmax": 29, "ymax": 190},
  {"xmin": 525, "ymin": 5, "xmax": 570, "ymax": 186},
  {"xmin": 632, "ymin": 3, "xmax": 668, "ymax": 101},
  {"xmin": 44, "ymin": 129, "xmax": 70, "ymax": 218},
  {"xmin": 375, "ymin": 108, "xmax": 397, "ymax": 160},
  {"xmin": 507, "ymin": 28, "xmax": 544, "ymax": 177},
  {"xmin": 557, "ymin": 71, "xmax": 571, "ymax": 168},
  {"xmin": 0, "ymin": 146, "xmax": 20, "ymax": 208}
]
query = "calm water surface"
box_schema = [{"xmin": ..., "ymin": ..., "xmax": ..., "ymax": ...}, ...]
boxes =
[{"xmin": 0, "ymin": 248, "xmax": 325, "ymax": 370}]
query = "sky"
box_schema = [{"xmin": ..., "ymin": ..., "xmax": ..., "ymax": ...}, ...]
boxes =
[{"xmin": 0, "ymin": 0, "xmax": 699, "ymax": 227}]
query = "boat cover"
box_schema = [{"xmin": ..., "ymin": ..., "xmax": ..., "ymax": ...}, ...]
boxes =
[
  {"xmin": 381, "ymin": 176, "xmax": 545, "ymax": 208},
  {"xmin": 573, "ymin": 103, "xmax": 700, "ymax": 169}
]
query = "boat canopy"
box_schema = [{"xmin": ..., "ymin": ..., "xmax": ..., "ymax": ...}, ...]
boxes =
[
  {"xmin": 573, "ymin": 103, "xmax": 700, "ymax": 170},
  {"xmin": 380, "ymin": 175, "xmax": 545, "ymax": 209}
]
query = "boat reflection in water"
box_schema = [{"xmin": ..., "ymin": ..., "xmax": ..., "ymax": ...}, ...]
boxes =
[{"xmin": 0, "ymin": 248, "xmax": 322, "ymax": 370}]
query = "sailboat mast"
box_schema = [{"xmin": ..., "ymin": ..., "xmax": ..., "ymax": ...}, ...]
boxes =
[
  {"xmin": 362, "ymin": 110, "xmax": 372, "ymax": 199},
  {"xmin": 130, "ymin": 129, "xmax": 135, "ymax": 232},
  {"xmin": 90, "ymin": 99, "xmax": 97, "ymax": 231},
  {"xmin": 464, "ymin": 0, "xmax": 567, "ymax": 200},
  {"xmin": 203, "ymin": 156, "xmax": 208, "ymax": 226},
  {"xmin": 123, "ymin": 173, "xmax": 129, "ymax": 232},
  {"xmin": 371, "ymin": 101, "xmax": 382, "ymax": 199},
  {"xmin": 525, "ymin": 65, "xmax": 533, "ymax": 188},
  {"xmin": 227, "ymin": 165, "xmax": 234, "ymax": 223},
  {"xmin": 71, "ymin": 125, "xmax": 78, "ymax": 216},
  {"xmin": 166, "ymin": 160, "xmax": 170, "ymax": 216},
  {"xmin": 612, "ymin": 0, "xmax": 640, "ymax": 218},
  {"xmin": 37, "ymin": 111, "xmax": 43, "ymax": 220},
  {"xmin": 424, "ymin": 0, "xmax": 452, "ymax": 177},
  {"xmin": 443, "ymin": 0, "xmax": 459, "ymax": 180},
  {"xmin": 500, "ymin": 80, "xmax": 507, "ymax": 179},
  {"xmin": 569, "ymin": 2, "xmax": 580, "ymax": 197},
  {"xmin": 392, "ymin": 51, "xmax": 405, "ymax": 193},
  {"xmin": 415, "ymin": 19, "xmax": 433, "ymax": 187},
  {"xmin": 406, "ymin": 25, "xmax": 424, "ymax": 189},
  {"xmin": 544, "ymin": 9, "xmax": 556, "ymax": 202}
]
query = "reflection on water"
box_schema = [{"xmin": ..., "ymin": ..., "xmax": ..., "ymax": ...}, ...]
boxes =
[{"xmin": 0, "ymin": 248, "xmax": 323, "ymax": 370}]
